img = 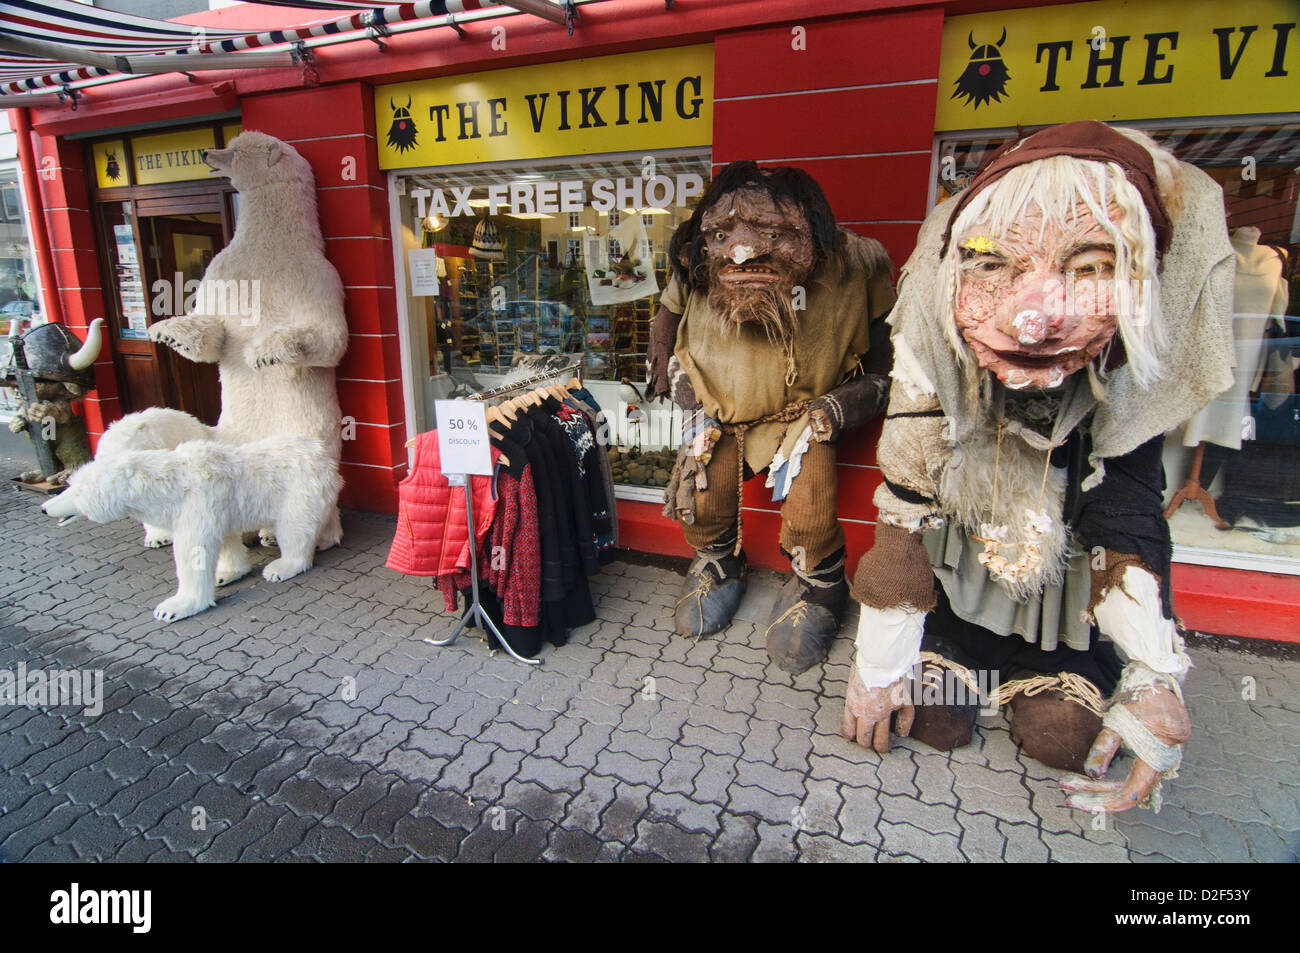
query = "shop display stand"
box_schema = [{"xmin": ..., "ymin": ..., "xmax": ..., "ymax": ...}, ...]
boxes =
[
  {"xmin": 425, "ymin": 477, "xmax": 540, "ymax": 665},
  {"xmin": 423, "ymin": 361, "xmax": 583, "ymax": 666}
]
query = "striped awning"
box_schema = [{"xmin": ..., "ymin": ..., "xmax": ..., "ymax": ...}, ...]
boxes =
[{"xmin": 0, "ymin": 0, "xmax": 512, "ymax": 96}]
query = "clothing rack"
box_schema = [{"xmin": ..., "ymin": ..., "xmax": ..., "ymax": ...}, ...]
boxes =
[
  {"xmin": 424, "ymin": 360, "xmax": 583, "ymax": 666},
  {"xmin": 464, "ymin": 361, "xmax": 583, "ymax": 402}
]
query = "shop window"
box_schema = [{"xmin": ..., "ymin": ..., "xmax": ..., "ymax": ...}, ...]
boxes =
[
  {"xmin": 1, "ymin": 184, "xmax": 20, "ymax": 222},
  {"xmin": 0, "ymin": 169, "xmax": 39, "ymax": 420},
  {"xmin": 934, "ymin": 121, "xmax": 1300, "ymax": 572},
  {"xmin": 393, "ymin": 151, "xmax": 710, "ymax": 497}
]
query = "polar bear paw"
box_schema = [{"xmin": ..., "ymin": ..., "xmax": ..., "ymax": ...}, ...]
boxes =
[
  {"xmin": 215, "ymin": 554, "xmax": 254, "ymax": 587},
  {"xmin": 245, "ymin": 328, "xmax": 316, "ymax": 369},
  {"xmin": 149, "ymin": 319, "xmax": 205, "ymax": 361},
  {"xmin": 143, "ymin": 524, "xmax": 173, "ymax": 548},
  {"xmin": 263, "ymin": 558, "xmax": 310, "ymax": 583},
  {"xmin": 154, "ymin": 594, "xmax": 215, "ymax": 622},
  {"xmin": 258, "ymin": 528, "xmax": 278, "ymax": 548}
]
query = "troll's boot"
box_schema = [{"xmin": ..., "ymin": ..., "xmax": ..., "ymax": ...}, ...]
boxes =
[
  {"xmin": 1006, "ymin": 670, "xmax": 1104, "ymax": 773},
  {"xmin": 765, "ymin": 551, "xmax": 849, "ymax": 674},
  {"xmin": 674, "ymin": 532, "xmax": 748, "ymax": 639},
  {"xmin": 907, "ymin": 632, "xmax": 979, "ymax": 751}
]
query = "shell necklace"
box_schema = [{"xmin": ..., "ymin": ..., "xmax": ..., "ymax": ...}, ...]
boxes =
[{"xmin": 974, "ymin": 418, "xmax": 1056, "ymax": 583}]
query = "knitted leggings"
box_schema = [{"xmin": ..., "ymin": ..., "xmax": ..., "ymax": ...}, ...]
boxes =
[{"xmin": 681, "ymin": 432, "xmax": 845, "ymax": 567}]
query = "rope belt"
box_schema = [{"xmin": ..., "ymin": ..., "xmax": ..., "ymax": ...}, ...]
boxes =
[
  {"xmin": 988, "ymin": 672, "xmax": 1107, "ymax": 716},
  {"xmin": 720, "ymin": 397, "xmax": 815, "ymax": 556},
  {"xmin": 918, "ymin": 651, "xmax": 982, "ymax": 697}
]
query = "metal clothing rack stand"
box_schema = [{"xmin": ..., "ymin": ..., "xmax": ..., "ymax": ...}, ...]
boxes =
[{"xmin": 425, "ymin": 361, "xmax": 583, "ymax": 665}]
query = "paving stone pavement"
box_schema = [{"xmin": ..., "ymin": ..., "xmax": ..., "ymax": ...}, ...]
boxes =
[{"xmin": 0, "ymin": 475, "xmax": 1297, "ymax": 862}]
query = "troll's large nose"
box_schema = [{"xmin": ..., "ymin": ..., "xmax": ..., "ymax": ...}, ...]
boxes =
[
  {"xmin": 724, "ymin": 222, "xmax": 773, "ymax": 265},
  {"xmin": 1000, "ymin": 275, "xmax": 1066, "ymax": 345}
]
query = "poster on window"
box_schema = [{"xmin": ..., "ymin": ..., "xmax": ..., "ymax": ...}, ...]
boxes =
[
  {"xmin": 114, "ymin": 224, "xmax": 149, "ymax": 340},
  {"xmin": 584, "ymin": 213, "xmax": 658, "ymax": 307}
]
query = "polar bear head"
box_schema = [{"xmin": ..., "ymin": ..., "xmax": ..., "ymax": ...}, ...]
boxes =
[
  {"xmin": 41, "ymin": 449, "xmax": 184, "ymax": 525},
  {"xmin": 202, "ymin": 130, "xmax": 316, "ymax": 196}
]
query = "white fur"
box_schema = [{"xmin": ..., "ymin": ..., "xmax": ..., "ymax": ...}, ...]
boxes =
[
  {"xmin": 147, "ymin": 130, "xmax": 348, "ymax": 551},
  {"xmin": 96, "ymin": 407, "xmax": 215, "ymax": 548},
  {"xmin": 44, "ymin": 436, "xmax": 341, "ymax": 623}
]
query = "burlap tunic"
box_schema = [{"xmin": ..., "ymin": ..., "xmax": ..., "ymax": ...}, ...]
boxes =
[{"xmin": 664, "ymin": 234, "xmax": 896, "ymax": 475}]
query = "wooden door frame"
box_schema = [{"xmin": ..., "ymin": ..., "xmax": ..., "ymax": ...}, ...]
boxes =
[{"xmin": 92, "ymin": 185, "xmax": 235, "ymax": 416}]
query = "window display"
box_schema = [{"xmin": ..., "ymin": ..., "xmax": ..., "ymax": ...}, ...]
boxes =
[
  {"xmin": 0, "ymin": 168, "xmax": 39, "ymax": 419},
  {"xmin": 393, "ymin": 151, "xmax": 711, "ymax": 493},
  {"xmin": 935, "ymin": 121, "xmax": 1300, "ymax": 572}
]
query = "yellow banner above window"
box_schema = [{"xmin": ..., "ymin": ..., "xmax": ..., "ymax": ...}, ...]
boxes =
[
  {"xmin": 935, "ymin": 0, "xmax": 1298, "ymax": 131},
  {"xmin": 375, "ymin": 44, "xmax": 713, "ymax": 169},
  {"xmin": 131, "ymin": 128, "xmax": 216, "ymax": 185},
  {"xmin": 92, "ymin": 139, "xmax": 129, "ymax": 189}
]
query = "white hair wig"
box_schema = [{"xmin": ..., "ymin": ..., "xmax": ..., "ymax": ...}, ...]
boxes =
[{"xmin": 939, "ymin": 127, "xmax": 1182, "ymax": 390}]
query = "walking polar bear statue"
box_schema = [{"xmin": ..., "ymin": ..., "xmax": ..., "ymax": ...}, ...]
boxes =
[
  {"xmin": 43, "ymin": 131, "xmax": 348, "ymax": 619},
  {"xmin": 43, "ymin": 436, "xmax": 341, "ymax": 622}
]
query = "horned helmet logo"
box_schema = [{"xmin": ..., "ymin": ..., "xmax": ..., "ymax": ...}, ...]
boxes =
[
  {"xmin": 952, "ymin": 28, "xmax": 1010, "ymax": 110},
  {"xmin": 387, "ymin": 96, "xmax": 418, "ymax": 153},
  {"xmin": 105, "ymin": 151, "xmax": 121, "ymax": 181}
]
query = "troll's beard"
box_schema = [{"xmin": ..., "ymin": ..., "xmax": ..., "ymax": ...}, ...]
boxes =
[{"xmin": 706, "ymin": 281, "xmax": 799, "ymax": 346}]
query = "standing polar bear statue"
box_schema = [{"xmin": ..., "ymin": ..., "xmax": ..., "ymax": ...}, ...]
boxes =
[{"xmin": 149, "ymin": 130, "xmax": 348, "ymax": 581}]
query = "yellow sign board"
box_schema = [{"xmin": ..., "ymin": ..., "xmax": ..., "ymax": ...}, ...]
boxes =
[
  {"xmin": 92, "ymin": 139, "xmax": 130, "ymax": 189},
  {"xmin": 936, "ymin": 0, "xmax": 1298, "ymax": 131},
  {"xmin": 375, "ymin": 44, "xmax": 713, "ymax": 169},
  {"xmin": 131, "ymin": 128, "xmax": 216, "ymax": 185},
  {"xmin": 221, "ymin": 123, "xmax": 243, "ymax": 145}
]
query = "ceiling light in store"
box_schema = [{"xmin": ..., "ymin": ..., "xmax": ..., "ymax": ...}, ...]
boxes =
[
  {"xmin": 422, "ymin": 213, "xmax": 448, "ymax": 232},
  {"xmin": 507, "ymin": 212, "xmax": 555, "ymax": 220}
]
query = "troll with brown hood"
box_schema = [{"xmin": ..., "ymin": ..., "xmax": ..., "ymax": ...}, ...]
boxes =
[
  {"xmin": 647, "ymin": 161, "xmax": 895, "ymax": 673},
  {"xmin": 843, "ymin": 122, "xmax": 1236, "ymax": 813}
]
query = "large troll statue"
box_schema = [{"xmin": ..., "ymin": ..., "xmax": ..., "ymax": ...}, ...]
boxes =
[
  {"xmin": 843, "ymin": 122, "xmax": 1235, "ymax": 812},
  {"xmin": 649, "ymin": 161, "xmax": 895, "ymax": 673}
]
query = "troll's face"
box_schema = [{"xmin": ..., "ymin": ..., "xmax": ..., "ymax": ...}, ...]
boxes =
[
  {"xmin": 700, "ymin": 187, "xmax": 815, "ymax": 340},
  {"xmin": 954, "ymin": 201, "xmax": 1122, "ymax": 390}
]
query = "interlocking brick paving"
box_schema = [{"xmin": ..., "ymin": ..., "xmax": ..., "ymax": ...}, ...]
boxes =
[{"xmin": 1, "ymin": 433, "xmax": 1296, "ymax": 862}]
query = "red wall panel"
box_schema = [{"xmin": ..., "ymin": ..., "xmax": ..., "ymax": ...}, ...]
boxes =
[
  {"xmin": 713, "ymin": 85, "xmax": 938, "ymax": 162},
  {"xmin": 714, "ymin": 7, "xmax": 945, "ymax": 97}
]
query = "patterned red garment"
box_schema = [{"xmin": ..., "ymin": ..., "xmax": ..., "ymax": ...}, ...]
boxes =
[
  {"xmin": 491, "ymin": 464, "xmax": 540, "ymax": 626},
  {"xmin": 437, "ymin": 463, "xmax": 540, "ymax": 627}
]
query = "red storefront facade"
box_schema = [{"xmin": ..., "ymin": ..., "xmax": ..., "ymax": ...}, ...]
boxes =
[{"xmin": 11, "ymin": 0, "xmax": 1299, "ymax": 642}]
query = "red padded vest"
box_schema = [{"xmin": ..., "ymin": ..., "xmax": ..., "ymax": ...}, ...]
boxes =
[{"xmin": 386, "ymin": 430, "xmax": 499, "ymax": 577}]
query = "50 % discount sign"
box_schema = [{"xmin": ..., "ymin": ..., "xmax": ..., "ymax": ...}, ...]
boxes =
[{"xmin": 434, "ymin": 400, "xmax": 493, "ymax": 479}]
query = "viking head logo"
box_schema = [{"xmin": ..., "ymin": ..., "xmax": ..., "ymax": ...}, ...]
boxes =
[
  {"xmin": 387, "ymin": 97, "xmax": 418, "ymax": 153},
  {"xmin": 952, "ymin": 29, "xmax": 1010, "ymax": 109},
  {"xmin": 105, "ymin": 151, "xmax": 121, "ymax": 182}
]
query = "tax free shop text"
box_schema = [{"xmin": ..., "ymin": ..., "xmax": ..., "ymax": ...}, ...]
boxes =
[{"xmin": 412, "ymin": 172, "xmax": 706, "ymax": 219}]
